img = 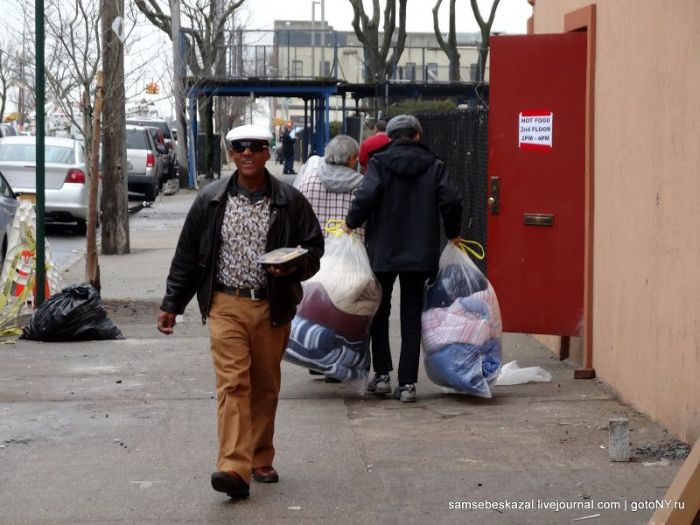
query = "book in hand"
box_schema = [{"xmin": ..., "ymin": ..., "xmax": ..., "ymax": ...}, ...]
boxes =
[{"xmin": 257, "ymin": 247, "xmax": 308, "ymax": 268}]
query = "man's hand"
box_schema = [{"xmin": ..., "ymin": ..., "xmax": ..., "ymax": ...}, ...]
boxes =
[
  {"xmin": 449, "ymin": 237, "xmax": 461, "ymax": 246},
  {"xmin": 341, "ymin": 223, "xmax": 353, "ymax": 234},
  {"xmin": 157, "ymin": 310, "xmax": 177, "ymax": 335}
]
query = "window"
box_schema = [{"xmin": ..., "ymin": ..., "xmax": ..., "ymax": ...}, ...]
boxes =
[
  {"xmin": 126, "ymin": 129, "xmax": 150, "ymax": 150},
  {"xmin": 292, "ymin": 60, "xmax": 303, "ymax": 78},
  {"xmin": 405, "ymin": 62, "xmax": 416, "ymax": 81},
  {"xmin": 45, "ymin": 146, "xmax": 74, "ymax": 164},
  {"xmin": 0, "ymin": 174, "xmax": 12, "ymax": 198},
  {"xmin": 319, "ymin": 60, "xmax": 331, "ymax": 77}
]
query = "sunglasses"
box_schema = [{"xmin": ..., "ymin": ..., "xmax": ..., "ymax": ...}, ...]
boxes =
[{"xmin": 230, "ymin": 140, "xmax": 269, "ymax": 153}]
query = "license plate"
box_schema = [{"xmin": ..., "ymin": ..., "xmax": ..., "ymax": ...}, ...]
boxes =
[{"xmin": 18, "ymin": 194, "xmax": 36, "ymax": 205}]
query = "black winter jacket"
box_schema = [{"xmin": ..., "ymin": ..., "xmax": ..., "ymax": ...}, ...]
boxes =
[
  {"xmin": 160, "ymin": 171, "xmax": 324, "ymax": 327},
  {"xmin": 346, "ymin": 139, "xmax": 462, "ymax": 273}
]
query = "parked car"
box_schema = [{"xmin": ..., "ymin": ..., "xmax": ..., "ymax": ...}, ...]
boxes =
[
  {"xmin": 126, "ymin": 117, "xmax": 177, "ymax": 179},
  {"xmin": 0, "ymin": 172, "xmax": 19, "ymax": 262},
  {"xmin": 144, "ymin": 126, "xmax": 171, "ymax": 187},
  {"xmin": 0, "ymin": 124, "xmax": 18, "ymax": 138},
  {"xmin": 0, "ymin": 136, "xmax": 92, "ymax": 235},
  {"xmin": 126, "ymin": 124, "xmax": 164, "ymax": 201}
]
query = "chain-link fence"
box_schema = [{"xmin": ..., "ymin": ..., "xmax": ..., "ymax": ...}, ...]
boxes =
[
  {"xmin": 342, "ymin": 108, "xmax": 488, "ymax": 272},
  {"xmin": 415, "ymin": 107, "xmax": 489, "ymax": 273}
]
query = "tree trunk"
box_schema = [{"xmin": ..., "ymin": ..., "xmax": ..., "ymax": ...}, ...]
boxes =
[
  {"xmin": 86, "ymin": 70, "xmax": 104, "ymax": 289},
  {"xmin": 476, "ymin": 41, "xmax": 488, "ymax": 82},
  {"xmin": 198, "ymin": 96, "xmax": 215, "ymax": 179},
  {"xmin": 169, "ymin": 0, "xmax": 189, "ymax": 189},
  {"xmin": 100, "ymin": 0, "xmax": 130, "ymax": 255}
]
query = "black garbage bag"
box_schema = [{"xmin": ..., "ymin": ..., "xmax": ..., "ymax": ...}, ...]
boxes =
[{"xmin": 21, "ymin": 283, "xmax": 123, "ymax": 341}]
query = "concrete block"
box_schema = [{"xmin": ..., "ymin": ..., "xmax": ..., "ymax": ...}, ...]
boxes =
[{"xmin": 609, "ymin": 416, "xmax": 630, "ymax": 462}]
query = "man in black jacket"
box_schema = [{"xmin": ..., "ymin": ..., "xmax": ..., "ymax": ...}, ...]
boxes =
[
  {"xmin": 344, "ymin": 114, "xmax": 462, "ymax": 403},
  {"xmin": 281, "ymin": 121, "xmax": 296, "ymax": 174},
  {"xmin": 157, "ymin": 124, "xmax": 324, "ymax": 499}
]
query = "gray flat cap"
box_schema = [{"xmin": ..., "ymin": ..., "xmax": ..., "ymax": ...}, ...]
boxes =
[{"xmin": 386, "ymin": 114, "xmax": 422, "ymax": 137}]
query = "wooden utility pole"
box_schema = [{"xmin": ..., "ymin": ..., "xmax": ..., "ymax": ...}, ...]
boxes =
[
  {"xmin": 86, "ymin": 70, "xmax": 104, "ymax": 288},
  {"xmin": 100, "ymin": 0, "xmax": 130, "ymax": 255}
]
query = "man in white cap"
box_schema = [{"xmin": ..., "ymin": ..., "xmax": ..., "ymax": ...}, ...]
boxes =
[{"xmin": 157, "ymin": 124, "xmax": 324, "ymax": 499}]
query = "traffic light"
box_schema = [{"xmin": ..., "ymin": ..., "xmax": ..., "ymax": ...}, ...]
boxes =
[{"xmin": 145, "ymin": 82, "xmax": 160, "ymax": 95}]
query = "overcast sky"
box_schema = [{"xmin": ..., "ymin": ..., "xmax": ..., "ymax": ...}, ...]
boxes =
[
  {"xmin": 240, "ymin": 0, "xmax": 532, "ymax": 35},
  {"xmin": 0, "ymin": 0, "xmax": 531, "ymax": 119}
]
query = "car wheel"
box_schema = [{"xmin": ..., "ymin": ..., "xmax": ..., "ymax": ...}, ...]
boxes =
[
  {"xmin": 76, "ymin": 219, "xmax": 87, "ymax": 236},
  {"xmin": 145, "ymin": 183, "xmax": 157, "ymax": 201}
]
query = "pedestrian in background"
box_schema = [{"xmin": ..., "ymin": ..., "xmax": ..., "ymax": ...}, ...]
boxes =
[
  {"xmin": 282, "ymin": 121, "xmax": 296, "ymax": 174},
  {"xmin": 157, "ymin": 124, "xmax": 324, "ymax": 499},
  {"xmin": 344, "ymin": 114, "xmax": 463, "ymax": 402},
  {"xmin": 358, "ymin": 119, "xmax": 390, "ymax": 174},
  {"xmin": 295, "ymin": 134, "xmax": 365, "ymax": 242}
]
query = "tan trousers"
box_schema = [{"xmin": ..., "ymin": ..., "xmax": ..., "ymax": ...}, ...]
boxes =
[{"xmin": 207, "ymin": 292, "xmax": 291, "ymax": 484}]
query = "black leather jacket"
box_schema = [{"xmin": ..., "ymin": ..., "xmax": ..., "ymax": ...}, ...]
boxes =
[{"xmin": 160, "ymin": 170, "xmax": 324, "ymax": 327}]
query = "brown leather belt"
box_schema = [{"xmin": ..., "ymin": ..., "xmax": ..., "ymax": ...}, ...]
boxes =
[{"xmin": 214, "ymin": 284, "xmax": 268, "ymax": 300}]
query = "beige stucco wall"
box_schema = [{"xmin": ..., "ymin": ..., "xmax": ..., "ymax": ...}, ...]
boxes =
[{"xmin": 532, "ymin": 0, "xmax": 700, "ymax": 442}]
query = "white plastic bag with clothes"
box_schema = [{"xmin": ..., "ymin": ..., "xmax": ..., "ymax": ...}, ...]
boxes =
[
  {"xmin": 284, "ymin": 228, "xmax": 381, "ymax": 382},
  {"xmin": 422, "ymin": 241, "xmax": 502, "ymax": 397},
  {"xmin": 304, "ymin": 229, "xmax": 381, "ymax": 316}
]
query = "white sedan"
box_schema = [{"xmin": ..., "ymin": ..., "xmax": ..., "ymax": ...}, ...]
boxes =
[{"xmin": 0, "ymin": 136, "xmax": 94, "ymax": 235}]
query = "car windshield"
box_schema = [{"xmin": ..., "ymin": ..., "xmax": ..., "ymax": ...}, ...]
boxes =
[
  {"xmin": 0, "ymin": 143, "xmax": 74, "ymax": 163},
  {"xmin": 127, "ymin": 129, "xmax": 150, "ymax": 150}
]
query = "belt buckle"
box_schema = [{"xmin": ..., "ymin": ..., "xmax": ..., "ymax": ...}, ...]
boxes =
[{"xmin": 250, "ymin": 289, "xmax": 259, "ymax": 301}]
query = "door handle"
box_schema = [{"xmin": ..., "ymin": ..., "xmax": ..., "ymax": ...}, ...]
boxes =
[{"xmin": 489, "ymin": 176, "xmax": 500, "ymax": 214}]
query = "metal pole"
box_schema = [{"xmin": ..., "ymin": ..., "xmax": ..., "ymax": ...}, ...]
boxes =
[
  {"xmin": 35, "ymin": 0, "xmax": 46, "ymax": 306},
  {"xmin": 311, "ymin": 2, "xmax": 317, "ymax": 78},
  {"xmin": 320, "ymin": 0, "xmax": 325, "ymax": 76}
]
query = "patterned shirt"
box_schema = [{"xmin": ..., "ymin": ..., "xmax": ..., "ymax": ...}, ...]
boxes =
[{"xmin": 216, "ymin": 192, "xmax": 270, "ymax": 289}]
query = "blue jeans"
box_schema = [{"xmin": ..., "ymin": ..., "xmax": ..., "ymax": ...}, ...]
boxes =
[{"xmin": 283, "ymin": 154, "xmax": 295, "ymax": 174}]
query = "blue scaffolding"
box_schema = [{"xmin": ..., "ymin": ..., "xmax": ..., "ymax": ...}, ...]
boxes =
[{"xmin": 185, "ymin": 78, "xmax": 337, "ymax": 187}]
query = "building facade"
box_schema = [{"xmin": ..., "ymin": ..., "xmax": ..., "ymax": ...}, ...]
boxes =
[{"xmin": 529, "ymin": 0, "xmax": 700, "ymax": 443}]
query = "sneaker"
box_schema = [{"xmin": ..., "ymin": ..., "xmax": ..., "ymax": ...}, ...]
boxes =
[
  {"xmin": 393, "ymin": 383, "xmax": 417, "ymax": 403},
  {"xmin": 366, "ymin": 373, "xmax": 391, "ymax": 395}
]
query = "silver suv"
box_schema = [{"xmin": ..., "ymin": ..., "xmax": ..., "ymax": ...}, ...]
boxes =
[
  {"xmin": 126, "ymin": 117, "xmax": 177, "ymax": 179},
  {"xmin": 126, "ymin": 125, "xmax": 163, "ymax": 201}
]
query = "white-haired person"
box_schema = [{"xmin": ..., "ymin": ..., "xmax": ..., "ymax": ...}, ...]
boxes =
[
  {"xmin": 295, "ymin": 134, "xmax": 365, "ymax": 242},
  {"xmin": 157, "ymin": 124, "xmax": 324, "ymax": 499}
]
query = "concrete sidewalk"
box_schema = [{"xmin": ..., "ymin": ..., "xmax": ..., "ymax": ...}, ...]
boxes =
[{"xmin": 0, "ymin": 177, "xmax": 688, "ymax": 524}]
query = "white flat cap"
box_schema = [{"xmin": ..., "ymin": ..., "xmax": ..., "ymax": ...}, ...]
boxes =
[{"xmin": 226, "ymin": 124, "xmax": 273, "ymax": 143}]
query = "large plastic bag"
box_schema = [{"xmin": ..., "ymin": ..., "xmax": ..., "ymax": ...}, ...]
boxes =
[
  {"xmin": 284, "ymin": 231, "xmax": 381, "ymax": 381},
  {"xmin": 422, "ymin": 241, "xmax": 502, "ymax": 397},
  {"xmin": 303, "ymin": 231, "xmax": 381, "ymax": 316},
  {"xmin": 21, "ymin": 283, "xmax": 123, "ymax": 341}
]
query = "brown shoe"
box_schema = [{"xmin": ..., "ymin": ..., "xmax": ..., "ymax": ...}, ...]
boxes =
[
  {"xmin": 252, "ymin": 466, "xmax": 279, "ymax": 483},
  {"xmin": 211, "ymin": 470, "xmax": 250, "ymax": 498}
]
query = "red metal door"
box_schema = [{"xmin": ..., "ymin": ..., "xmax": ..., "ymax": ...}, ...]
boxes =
[{"xmin": 487, "ymin": 33, "xmax": 587, "ymax": 336}]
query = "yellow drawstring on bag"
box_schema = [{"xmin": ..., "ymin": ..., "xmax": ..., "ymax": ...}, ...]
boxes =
[
  {"xmin": 457, "ymin": 239, "xmax": 485, "ymax": 261},
  {"xmin": 324, "ymin": 218, "xmax": 348, "ymax": 238}
]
